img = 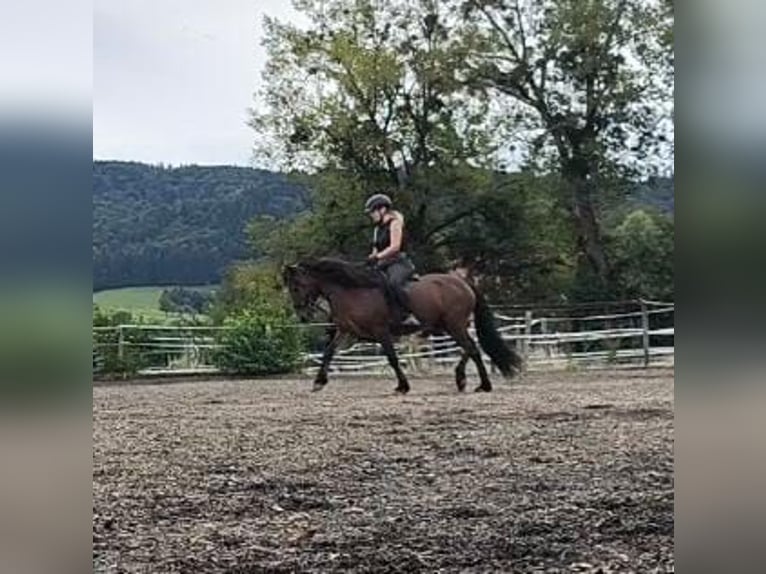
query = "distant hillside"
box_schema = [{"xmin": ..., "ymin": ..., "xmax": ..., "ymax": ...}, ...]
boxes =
[
  {"xmin": 93, "ymin": 161, "xmax": 672, "ymax": 290},
  {"xmin": 631, "ymin": 176, "xmax": 674, "ymax": 214},
  {"xmin": 93, "ymin": 161, "xmax": 307, "ymax": 290}
]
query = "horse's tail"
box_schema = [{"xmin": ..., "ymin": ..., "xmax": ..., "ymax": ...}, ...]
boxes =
[{"xmin": 469, "ymin": 284, "xmax": 522, "ymax": 378}]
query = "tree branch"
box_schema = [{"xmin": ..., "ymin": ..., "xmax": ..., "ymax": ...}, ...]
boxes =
[
  {"xmin": 423, "ymin": 207, "xmax": 481, "ymax": 241},
  {"xmin": 476, "ymin": 2, "xmax": 523, "ymax": 64},
  {"xmin": 512, "ymin": 0, "xmax": 528, "ymax": 63}
]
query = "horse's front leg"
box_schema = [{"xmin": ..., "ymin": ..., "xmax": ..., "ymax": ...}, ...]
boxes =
[
  {"xmin": 380, "ymin": 335, "xmax": 410, "ymax": 394},
  {"xmin": 313, "ymin": 328, "xmax": 344, "ymax": 392}
]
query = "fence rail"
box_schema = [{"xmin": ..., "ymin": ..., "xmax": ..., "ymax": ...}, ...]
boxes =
[{"xmin": 93, "ymin": 299, "xmax": 673, "ymax": 377}]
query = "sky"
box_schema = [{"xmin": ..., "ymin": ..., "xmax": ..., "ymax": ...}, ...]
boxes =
[
  {"xmin": 94, "ymin": 0, "xmax": 303, "ymax": 167},
  {"xmin": 92, "ymin": 1, "xmax": 682, "ymax": 172}
]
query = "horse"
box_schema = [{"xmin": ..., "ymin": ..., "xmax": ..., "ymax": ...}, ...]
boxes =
[{"xmin": 282, "ymin": 257, "xmax": 522, "ymax": 394}]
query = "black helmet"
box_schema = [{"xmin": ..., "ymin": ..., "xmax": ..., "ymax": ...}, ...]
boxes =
[{"xmin": 364, "ymin": 193, "xmax": 392, "ymax": 213}]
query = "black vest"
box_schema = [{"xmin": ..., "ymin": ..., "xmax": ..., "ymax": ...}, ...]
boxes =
[{"xmin": 373, "ymin": 217, "xmax": 406, "ymax": 253}]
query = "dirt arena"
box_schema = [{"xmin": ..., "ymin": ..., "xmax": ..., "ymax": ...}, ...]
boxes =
[{"xmin": 93, "ymin": 368, "xmax": 674, "ymax": 573}]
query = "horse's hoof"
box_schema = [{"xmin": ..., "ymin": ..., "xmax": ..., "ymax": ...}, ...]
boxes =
[
  {"xmin": 395, "ymin": 387, "xmax": 410, "ymax": 395},
  {"xmin": 456, "ymin": 379, "xmax": 467, "ymax": 392},
  {"xmin": 312, "ymin": 382, "xmax": 326, "ymax": 392},
  {"xmin": 474, "ymin": 385, "xmax": 492, "ymax": 393}
]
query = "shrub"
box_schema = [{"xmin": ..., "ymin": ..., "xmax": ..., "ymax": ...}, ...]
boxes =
[
  {"xmin": 212, "ymin": 303, "xmax": 304, "ymax": 375},
  {"xmin": 93, "ymin": 305, "xmax": 153, "ymax": 377},
  {"xmin": 609, "ymin": 209, "xmax": 674, "ymax": 301}
]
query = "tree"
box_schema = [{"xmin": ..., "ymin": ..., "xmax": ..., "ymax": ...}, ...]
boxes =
[
  {"xmin": 209, "ymin": 261, "xmax": 290, "ymax": 323},
  {"xmin": 248, "ymin": 0, "xmax": 673, "ymax": 303},
  {"xmin": 447, "ymin": 171, "xmax": 578, "ymax": 303},
  {"xmin": 158, "ymin": 287, "xmax": 213, "ymax": 314},
  {"xmin": 250, "ymin": 0, "xmax": 506, "ymax": 270},
  {"xmin": 609, "ymin": 208, "xmax": 673, "ymax": 300},
  {"xmin": 458, "ymin": 0, "xmax": 674, "ymax": 286}
]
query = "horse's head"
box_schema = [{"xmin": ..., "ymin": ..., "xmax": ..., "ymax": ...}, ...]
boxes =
[{"xmin": 282, "ymin": 263, "xmax": 321, "ymax": 322}]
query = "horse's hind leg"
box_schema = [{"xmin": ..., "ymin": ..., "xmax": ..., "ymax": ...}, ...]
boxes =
[
  {"xmin": 455, "ymin": 352, "xmax": 469, "ymax": 392},
  {"xmin": 450, "ymin": 328, "xmax": 492, "ymax": 392},
  {"xmin": 380, "ymin": 335, "xmax": 410, "ymax": 394}
]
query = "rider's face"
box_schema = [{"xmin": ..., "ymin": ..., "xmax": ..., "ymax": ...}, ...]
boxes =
[{"xmin": 369, "ymin": 208, "xmax": 383, "ymax": 223}]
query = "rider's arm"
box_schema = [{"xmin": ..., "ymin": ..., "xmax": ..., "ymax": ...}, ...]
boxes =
[
  {"xmin": 375, "ymin": 215, "xmax": 403, "ymax": 260},
  {"xmin": 370, "ymin": 228, "xmax": 379, "ymax": 258}
]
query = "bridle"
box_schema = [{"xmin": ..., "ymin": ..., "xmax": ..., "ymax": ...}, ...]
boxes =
[
  {"xmin": 288, "ymin": 272, "xmax": 331, "ymax": 322},
  {"xmin": 301, "ymin": 294, "xmax": 331, "ymax": 322}
]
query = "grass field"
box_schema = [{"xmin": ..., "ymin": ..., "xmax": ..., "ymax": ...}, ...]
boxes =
[{"xmin": 93, "ymin": 285, "xmax": 217, "ymax": 320}]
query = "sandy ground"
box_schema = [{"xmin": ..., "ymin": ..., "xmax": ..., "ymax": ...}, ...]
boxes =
[{"xmin": 93, "ymin": 368, "xmax": 674, "ymax": 573}]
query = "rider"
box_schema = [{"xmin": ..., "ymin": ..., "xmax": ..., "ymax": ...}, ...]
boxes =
[{"xmin": 364, "ymin": 193, "xmax": 419, "ymax": 327}]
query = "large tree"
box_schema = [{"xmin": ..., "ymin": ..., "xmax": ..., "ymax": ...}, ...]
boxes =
[
  {"xmin": 458, "ymin": 0, "xmax": 673, "ymax": 285},
  {"xmin": 250, "ymin": 0, "xmax": 510, "ymax": 269}
]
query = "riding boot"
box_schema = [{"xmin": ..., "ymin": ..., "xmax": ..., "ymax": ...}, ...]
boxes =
[
  {"xmin": 393, "ymin": 286, "xmax": 420, "ymax": 328},
  {"xmin": 380, "ymin": 257, "xmax": 419, "ymax": 328}
]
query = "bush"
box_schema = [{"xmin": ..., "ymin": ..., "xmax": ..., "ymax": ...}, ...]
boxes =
[
  {"xmin": 609, "ymin": 209, "xmax": 674, "ymax": 301},
  {"xmin": 209, "ymin": 262, "xmax": 285, "ymax": 324},
  {"xmin": 158, "ymin": 287, "xmax": 214, "ymax": 314},
  {"xmin": 93, "ymin": 305, "xmax": 153, "ymax": 377},
  {"xmin": 212, "ymin": 303, "xmax": 305, "ymax": 376}
]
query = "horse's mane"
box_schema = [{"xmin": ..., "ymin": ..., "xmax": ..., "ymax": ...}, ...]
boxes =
[{"xmin": 300, "ymin": 257, "xmax": 383, "ymax": 289}]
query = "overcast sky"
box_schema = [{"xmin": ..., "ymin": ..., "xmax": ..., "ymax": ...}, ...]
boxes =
[{"xmin": 94, "ymin": 0, "xmax": 303, "ymax": 167}]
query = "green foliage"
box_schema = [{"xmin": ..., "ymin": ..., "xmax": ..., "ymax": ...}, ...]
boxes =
[
  {"xmin": 456, "ymin": 0, "xmax": 673, "ymax": 281},
  {"xmin": 208, "ymin": 262, "xmax": 307, "ymax": 375},
  {"xmin": 251, "ymin": 0, "xmax": 673, "ymax": 302},
  {"xmin": 158, "ymin": 286, "xmax": 214, "ymax": 314},
  {"xmin": 93, "ymin": 161, "xmax": 307, "ymax": 290},
  {"xmin": 253, "ymin": 0, "xmax": 490, "ymax": 173},
  {"xmin": 209, "ymin": 262, "xmax": 289, "ymax": 323},
  {"xmin": 92, "ymin": 305, "xmax": 152, "ymax": 377},
  {"xmin": 92, "ymin": 305, "xmax": 133, "ymax": 328},
  {"xmin": 444, "ymin": 171, "xmax": 578, "ymax": 303},
  {"xmin": 212, "ymin": 304, "xmax": 305, "ymax": 376},
  {"xmin": 251, "ymin": 0, "xmax": 507, "ymax": 272},
  {"xmin": 609, "ymin": 209, "xmax": 674, "ymax": 300}
]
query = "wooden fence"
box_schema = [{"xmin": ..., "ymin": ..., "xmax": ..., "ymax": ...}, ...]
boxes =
[{"xmin": 93, "ymin": 299, "xmax": 673, "ymax": 378}]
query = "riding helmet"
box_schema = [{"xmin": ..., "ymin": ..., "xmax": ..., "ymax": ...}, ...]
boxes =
[{"xmin": 364, "ymin": 193, "xmax": 393, "ymax": 213}]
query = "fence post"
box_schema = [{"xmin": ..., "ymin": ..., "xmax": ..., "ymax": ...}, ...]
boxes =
[
  {"xmin": 640, "ymin": 300, "xmax": 650, "ymax": 367},
  {"xmin": 523, "ymin": 310, "xmax": 533, "ymax": 370},
  {"xmin": 117, "ymin": 325, "xmax": 125, "ymax": 362}
]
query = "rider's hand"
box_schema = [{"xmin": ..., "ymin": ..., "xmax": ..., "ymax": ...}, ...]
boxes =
[{"xmin": 367, "ymin": 253, "xmax": 378, "ymax": 263}]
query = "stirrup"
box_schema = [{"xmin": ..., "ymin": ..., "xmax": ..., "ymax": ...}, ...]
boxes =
[{"xmin": 400, "ymin": 314, "xmax": 420, "ymax": 327}]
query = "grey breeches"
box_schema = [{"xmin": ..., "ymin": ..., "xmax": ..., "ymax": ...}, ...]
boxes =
[
  {"xmin": 378, "ymin": 255, "xmax": 416, "ymax": 310},
  {"xmin": 382, "ymin": 258, "xmax": 415, "ymax": 287}
]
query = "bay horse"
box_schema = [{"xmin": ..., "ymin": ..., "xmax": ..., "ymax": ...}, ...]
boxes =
[{"xmin": 282, "ymin": 258, "xmax": 522, "ymax": 394}]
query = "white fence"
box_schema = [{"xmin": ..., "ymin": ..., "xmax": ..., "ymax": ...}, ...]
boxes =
[
  {"xmin": 304, "ymin": 299, "xmax": 673, "ymax": 376},
  {"xmin": 93, "ymin": 300, "xmax": 673, "ymax": 377}
]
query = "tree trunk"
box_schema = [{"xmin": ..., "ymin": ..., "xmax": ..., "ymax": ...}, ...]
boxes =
[{"xmin": 563, "ymin": 159, "xmax": 611, "ymax": 286}]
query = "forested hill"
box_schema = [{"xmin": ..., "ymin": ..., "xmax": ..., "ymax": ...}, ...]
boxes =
[
  {"xmin": 93, "ymin": 161, "xmax": 308, "ymax": 290},
  {"xmin": 631, "ymin": 176, "xmax": 674, "ymax": 214},
  {"xmin": 94, "ymin": 160, "xmax": 672, "ymax": 291}
]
